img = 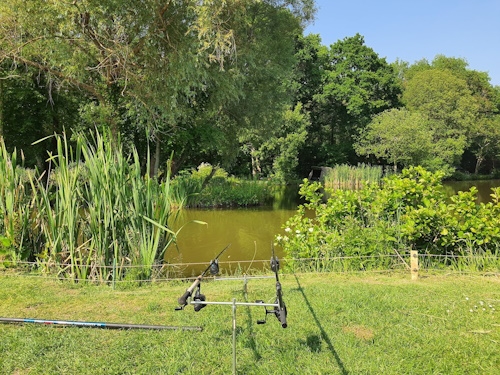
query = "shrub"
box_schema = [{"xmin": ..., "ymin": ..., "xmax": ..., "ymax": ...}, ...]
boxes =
[
  {"xmin": 171, "ymin": 164, "xmax": 272, "ymax": 208},
  {"xmin": 277, "ymin": 166, "xmax": 500, "ymax": 271}
]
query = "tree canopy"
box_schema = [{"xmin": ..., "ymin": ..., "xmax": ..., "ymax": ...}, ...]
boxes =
[{"xmin": 1, "ymin": 2, "xmax": 500, "ymax": 180}]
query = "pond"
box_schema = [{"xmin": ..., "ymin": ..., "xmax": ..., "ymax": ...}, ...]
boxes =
[
  {"xmin": 166, "ymin": 179, "xmax": 500, "ymax": 275},
  {"xmin": 166, "ymin": 185, "xmax": 301, "ymax": 275},
  {"xmin": 443, "ymin": 179, "xmax": 500, "ymax": 203}
]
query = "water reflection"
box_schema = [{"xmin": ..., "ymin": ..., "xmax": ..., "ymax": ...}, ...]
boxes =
[
  {"xmin": 166, "ymin": 185, "xmax": 301, "ymax": 275},
  {"xmin": 443, "ymin": 179, "xmax": 500, "ymax": 203}
]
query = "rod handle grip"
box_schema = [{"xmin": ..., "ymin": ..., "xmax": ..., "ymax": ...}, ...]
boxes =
[{"xmin": 177, "ymin": 290, "xmax": 192, "ymax": 307}]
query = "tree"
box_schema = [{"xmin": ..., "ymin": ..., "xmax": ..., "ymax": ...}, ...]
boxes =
[
  {"xmin": 256, "ymin": 103, "xmax": 310, "ymax": 181},
  {"xmin": 402, "ymin": 56, "xmax": 500, "ymax": 174},
  {"xmin": 0, "ymin": 0, "xmax": 315, "ymax": 177},
  {"xmin": 355, "ymin": 109, "xmax": 433, "ymax": 171},
  {"xmin": 468, "ymin": 115, "xmax": 500, "ymax": 174},
  {"xmin": 216, "ymin": 1, "xmax": 312, "ymax": 178},
  {"xmin": 301, "ymin": 34, "xmax": 401, "ymax": 168}
]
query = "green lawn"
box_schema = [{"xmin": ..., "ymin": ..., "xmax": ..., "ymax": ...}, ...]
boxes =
[{"xmin": 0, "ymin": 271, "xmax": 498, "ymax": 374}]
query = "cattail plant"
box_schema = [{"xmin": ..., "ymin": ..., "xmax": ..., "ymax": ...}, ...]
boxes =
[
  {"xmin": 323, "ymin": 163, "xmax": 385, "ymax": 190},
  {"xmin": 27, "ymin": 131, "xmax": 182, "ymax": 282},
  {"xmin": 0, "ymin": 137, "xmax": 28, "ymax": 263}
]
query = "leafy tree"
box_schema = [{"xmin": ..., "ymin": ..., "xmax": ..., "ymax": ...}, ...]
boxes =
[
  {"xmin": 217, "ymin": 1, "xmax": 312, "ymax": 178},
  {"xmin": 403, "ymin": 56, "xmax": 500, "ymax": 174},
  {"xmin": 0, "ymin": 0, "xmax": 315, "ymax": 177},
  {"xmin": 300, "ymin": 34, "xmax": 401, "ymax": 168},
  {"xmin": 0, "ymin": 66, "xmax": 81, "ymax": 168},
  {"xmin": 468, "ymin": 115, "xmax": 500, "ymax": 174},
  {"xmin": 402, "ymin": 69, "xmax": 477, "ymax": 172},
  {"xmin": 355, "ymin": 109, "xmax": 433, "ymax": 171},
  {"xmin": 257, "ymin": 103, "xmax": 310, "ymax": 181}
]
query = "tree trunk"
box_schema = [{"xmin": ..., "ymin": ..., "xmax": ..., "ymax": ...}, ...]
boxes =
[
  {"xmin": 475, "ymin": 154, "xmax": 484, "ymax": 175},
  {"xmin": 0, "ymin": 79, "xmax": 3, "ymax": 138},
  {"xmin": 250, "ymin": 146, "xmax": 261, "ymax": 179},
  {"xmin": 149, "ymin": 133, "xmax": 161, "ymax": 178}
]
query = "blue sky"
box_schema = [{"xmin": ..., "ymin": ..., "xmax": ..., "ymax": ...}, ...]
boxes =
[{"xmin": 305, "ymin": 0, "xmax": 500, "ymax": 86}]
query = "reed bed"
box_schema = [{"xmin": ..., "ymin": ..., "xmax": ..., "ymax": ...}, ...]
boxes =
[
  {"xmin": 0, "ymin": 137, "xmax": 30, "ymax": 263},
  {"xmin": 323, "ymin": 163, "xmax": 385, "ymax": 190},
  {"xmin": 1, "ymin": 132, "xmax": 181, "ymax": 282}
]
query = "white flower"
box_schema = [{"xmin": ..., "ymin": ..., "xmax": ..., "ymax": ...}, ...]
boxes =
[
  {"xmin": 296, "ymin": 230, "xmax": 301, "ymax": 234},
  {"xmin": 276, "ymin": 235, "xmax": 282, "ymax": 241},
  {"xmin": 285, "ymin": 227, "xmax": 291, "ymax": 233},
  {"xmin": 308, "ymin": 228, "xmax": 314, "ymax": 233}
]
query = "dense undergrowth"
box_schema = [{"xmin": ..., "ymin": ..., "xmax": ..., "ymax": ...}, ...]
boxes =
[
  {"xmin": 171, "ymin": 163, "xmax": 272, "ymax": 208},
  {"xmin": 278, "ymin": 167, "xmax": 500, "ymax": 272}
]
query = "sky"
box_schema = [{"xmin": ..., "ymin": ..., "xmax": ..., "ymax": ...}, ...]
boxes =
[{"xmin": 304, "ymin": 0, "xmax": 500, "ymax": 86}]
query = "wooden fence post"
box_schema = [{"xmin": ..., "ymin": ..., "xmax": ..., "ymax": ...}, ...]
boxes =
[{"xmin": 410, "ymin": 250, "xmax": 419, "ymax": 280}]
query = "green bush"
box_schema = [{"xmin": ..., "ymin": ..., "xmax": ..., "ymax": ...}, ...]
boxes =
[
  {"xmin": 171, "ymin": 163, "xmax": 272, "ymax": 208},
  {"xmin": 277, "ymin": 166, "xmax": 500, "ymax": 271}
]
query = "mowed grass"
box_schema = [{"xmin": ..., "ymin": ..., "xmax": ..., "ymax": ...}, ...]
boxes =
[{"xmin": 0, "ymin": 272, "xmax": 498, "ymax": 374}]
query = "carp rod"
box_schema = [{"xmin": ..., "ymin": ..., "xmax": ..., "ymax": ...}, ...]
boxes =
[
  {"xmin": 256, "ymin": 243, "xmax": 287, "ymax": 328},
  {"xmin": 0, "ymin": 317, "xmax": 202, "ymax": 331},
  {"xmin": 176, "ymin": 243, "xmax": 231, "ymax": 310}
]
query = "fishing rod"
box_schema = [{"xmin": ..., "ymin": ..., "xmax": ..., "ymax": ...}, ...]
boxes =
[
  {"xmin": 0, "ymin": 317, "xmax": 202, "ymax": 331},
  {"xmin": 176, "ymin": 243, "xmax": 231, "ymax": 311},
  {"xmin": 256, "ymin": 243, "xmax": 287, "ymax": 328}
]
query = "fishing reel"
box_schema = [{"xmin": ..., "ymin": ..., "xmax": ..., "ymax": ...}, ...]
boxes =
[
  {"xmin": 209, "ymin": 259, "xmax": 219, "ymax": 275},
  {"xmin": 255, "ymin": 254, "xmax": 287, "ymax": 326},
  {"xmin": 193, "ymin": 286, "xmax": 207, "ymax": 312},
  {"xmin": 255, "ymin": 298, "xmax": 287, "ymax": 325},
  {"xmin": 270, "ymin": 255, "xmax": 279, "ymax": 273},
  {"xmin": 175, "ymin": 259, "xmax": 220, "ymax": 311}
]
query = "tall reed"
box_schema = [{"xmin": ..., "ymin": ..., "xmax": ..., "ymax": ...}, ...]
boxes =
[
  {"xmin": 28, "ymin": 131, "xmax": 180, "ymax": 282},
  {"xmin": 0, "ymin": 137, "xmax": 31, "ymax": 263},
  {"xmin": 323, "ymin": 163, "xmax": 385, "ymax": 190}
]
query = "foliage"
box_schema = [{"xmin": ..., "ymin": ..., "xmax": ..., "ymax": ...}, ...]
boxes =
[
  {"xmin": 0, "ymin": 137, "xmax": 32, "ymax": 264},
  {"xmin": 257, "ymin": 103, "xmax": 310, "ymax": 182},
  {"xmin": 277, "ymin": 166, "xmax": 500, "ymax": 271},
  {"xmin": 322, "ymin": 163, "xmax": 385, "ymax": 190},
  {"xmin": 0, "ymin": 0, "xmax": 315, "ymax": 178},
  {"xmin": 401, "ymin": 56, "xmax": 500, "ymax": 174},
  {"xmin": 299, "ymin": 33, "xmax": 402, "ymax": 167},
  {"xmin": 355, "ymin": 109, "xmax": 437, "ymax": 172},
  {"xmin": 1, "ymin": 131, "xmax": 180, "ymax": 281},
  {"xmin": 171, "ymin": 163, "xmax": 272, "ymax": 208}
]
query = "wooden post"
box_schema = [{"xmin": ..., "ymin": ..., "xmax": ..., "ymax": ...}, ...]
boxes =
[{"xmin": 410, "ymin": 250, "xmax": 419, "ymax": 280}]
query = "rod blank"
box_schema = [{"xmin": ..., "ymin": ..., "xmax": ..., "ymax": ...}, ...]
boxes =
[{"xmin": 0, "ymin": 317, "xmax": 202, "ymax": 331}]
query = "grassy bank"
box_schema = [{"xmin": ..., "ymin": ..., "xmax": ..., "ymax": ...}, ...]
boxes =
[{"xmin": 0, "ymin": 272, "xmax": 498, "ymax": 374}]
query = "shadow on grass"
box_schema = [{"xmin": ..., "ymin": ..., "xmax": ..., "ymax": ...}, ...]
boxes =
[
  {"xmin": 294, "ymin": 274, "xmax": 349, "ymax": 375},
  {"xmin": 243, "ymin": 290, "xmax": 262, "ymax": 361}
]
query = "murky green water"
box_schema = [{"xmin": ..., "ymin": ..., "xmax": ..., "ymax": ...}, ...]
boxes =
[
  {"xmin": 166, "ymin": 207, "xmax": 297, "ymax": 274},
  {"xmin": 167, "ymin": 180, "xmax": 500, "ymax": 275},
  {"xmin": 166, "ymin": 185, "xmax": 301, "ymax": 275},
  {"xmin": 444, "ymin": 179, "xmax": 500, "ymax": 203}
]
